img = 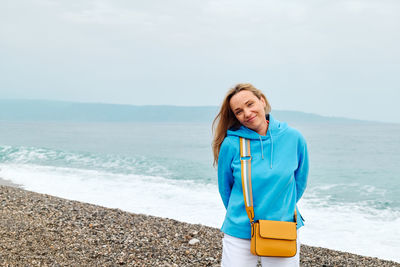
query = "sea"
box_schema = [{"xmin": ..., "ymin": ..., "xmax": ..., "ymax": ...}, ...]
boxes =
[{"xmin": 0, "ymin": 119, "xmax": 399, "ymax": 262}]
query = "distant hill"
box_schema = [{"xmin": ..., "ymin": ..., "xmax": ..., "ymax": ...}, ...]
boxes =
[{"xmin": 0, "ymin": 99, "xmax": 366, "ymax": 124}]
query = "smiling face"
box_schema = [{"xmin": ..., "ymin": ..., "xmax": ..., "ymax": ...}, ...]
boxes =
[{"xmin": 229, "ymin": 90, "xmax": 268, "ymax": 135}]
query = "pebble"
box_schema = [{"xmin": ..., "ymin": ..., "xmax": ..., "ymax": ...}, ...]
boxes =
[
  {"xmin": 1, "ymin": 185, "xmax": 399, "ymax": 267},
  {"xmin": 188, "ymin": 238, "xmax": 200, "ymax": 245}
]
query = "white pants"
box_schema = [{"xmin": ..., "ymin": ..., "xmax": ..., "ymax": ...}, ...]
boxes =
[{"xmin": 221, "ymin": 230, "xmax": 300, "ymax": 267}]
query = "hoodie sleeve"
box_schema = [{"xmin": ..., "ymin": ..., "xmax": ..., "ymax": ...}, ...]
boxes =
[
  {"xmin": 295, "ymin": 134, "xmax": 309, "ymax": 202},
  {"xmin": 218, "ymin": 137, "xmax": 236, "ymax": 209}
]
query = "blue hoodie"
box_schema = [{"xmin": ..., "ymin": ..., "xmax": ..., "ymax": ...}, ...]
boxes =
[{"xmin": 218, "ymin": 114, "xmax": 309, "ymax": 239}]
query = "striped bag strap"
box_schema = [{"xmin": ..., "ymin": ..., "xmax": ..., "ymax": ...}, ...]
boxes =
[
  {"xmin": 239, "ymin": 137, "xmax": 255, "ymax": 223},
  {"xmin": 240, "ymin": 137, "xmax": 298, "ymax": 225}
]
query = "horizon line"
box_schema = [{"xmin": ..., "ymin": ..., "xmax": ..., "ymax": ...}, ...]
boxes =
[{"xmin": 0, "ymin": 98, "xmax": 397, "ymax": 125}]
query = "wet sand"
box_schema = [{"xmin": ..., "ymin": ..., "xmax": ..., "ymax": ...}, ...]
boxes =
[{"xmin": 0, "ymin": 177, "xmax": 20, "ymax": 187}]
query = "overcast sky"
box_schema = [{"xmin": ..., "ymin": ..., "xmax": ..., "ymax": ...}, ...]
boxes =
[{"xmin": 1, "ymin": 0, "xmax": 399, "ymax": 123}]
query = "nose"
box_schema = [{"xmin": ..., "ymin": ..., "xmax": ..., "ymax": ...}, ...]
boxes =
[{"xmin": 244, "ymin": 108, "xmax": 251, "ymax": 118}]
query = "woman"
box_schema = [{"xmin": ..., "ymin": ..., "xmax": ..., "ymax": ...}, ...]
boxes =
[{"xmin": 212, "ymin": 83, "xmax": 309, "ymax": 267}]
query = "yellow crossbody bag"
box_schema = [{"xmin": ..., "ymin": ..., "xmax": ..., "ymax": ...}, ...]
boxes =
[{"xmin": 240, "ymin": 137, "xmax": 297, "ymax": 257}]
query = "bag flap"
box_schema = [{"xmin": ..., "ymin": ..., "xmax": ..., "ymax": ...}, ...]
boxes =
[{"xmin": 258, "ymin": 220, "xmax": 297, "ymax": 240}]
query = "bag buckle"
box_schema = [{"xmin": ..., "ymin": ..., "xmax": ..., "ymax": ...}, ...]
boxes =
[{"xmin": 240, "ymin": 156, "xmax": 252, "ymax": 161}]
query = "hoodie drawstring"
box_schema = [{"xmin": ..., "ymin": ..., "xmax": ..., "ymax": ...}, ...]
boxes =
[
  {"xmin": 269, "ymin": 130, "xmax": 273, "ymax": 169},
  {"xmin": 259, "ymin": 132, "xmax": 273, "ymax": 168}
]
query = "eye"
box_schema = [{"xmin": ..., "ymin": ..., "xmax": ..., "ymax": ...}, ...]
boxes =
[
  {"xmin": 248, "ymin": 102, "xmax": 254, "ymax": 107},
  {"xmin": 236, "ymin": 110, "xmax": 242, "ymax": 115}
]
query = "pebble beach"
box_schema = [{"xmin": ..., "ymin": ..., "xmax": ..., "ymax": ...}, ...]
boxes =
[{"xmin": 1, "ymin": 181, "xmax": 399, "ymax": 266}]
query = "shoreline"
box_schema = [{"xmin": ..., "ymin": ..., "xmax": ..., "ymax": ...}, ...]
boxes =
[
  {"xmin": 0, "ymin": 176, "xmax": 21, "ymax": 187},
  {"xmin": 1, "ymin": 185, "xmax": 399, "ymax": 266}
]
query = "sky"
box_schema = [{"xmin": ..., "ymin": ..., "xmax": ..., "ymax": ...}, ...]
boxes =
[{"xmin": 1, "ymin": 0, "xmax": 399, "ymax": 123}]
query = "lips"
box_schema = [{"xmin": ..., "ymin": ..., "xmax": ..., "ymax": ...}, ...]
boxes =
[{"xmin": 247, "ymin": 116, "xmax": 256, "ymax": 123}]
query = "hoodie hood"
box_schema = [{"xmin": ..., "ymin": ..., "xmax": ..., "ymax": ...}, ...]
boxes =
[
  {"xmin": 227, "ymin": 114, "xmax": 288, "ymax": 168},
  {"xmin": 227, "ymin": 114, "xmax": 288, "ymax": 139}
]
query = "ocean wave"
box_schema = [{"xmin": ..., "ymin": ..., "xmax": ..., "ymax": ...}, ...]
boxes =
[
  {"xmin": 0, "ymin": 145, "xmax": 171, "ymax": 178},
  {"xmin": 305, "ymin": 183, "xmax": 399, "ymax": 211}
]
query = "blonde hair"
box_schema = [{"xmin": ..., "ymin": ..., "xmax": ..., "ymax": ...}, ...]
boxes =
[{"xmin": 212, "ymin": 83, "xmax": 271, "ymax": 166}]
